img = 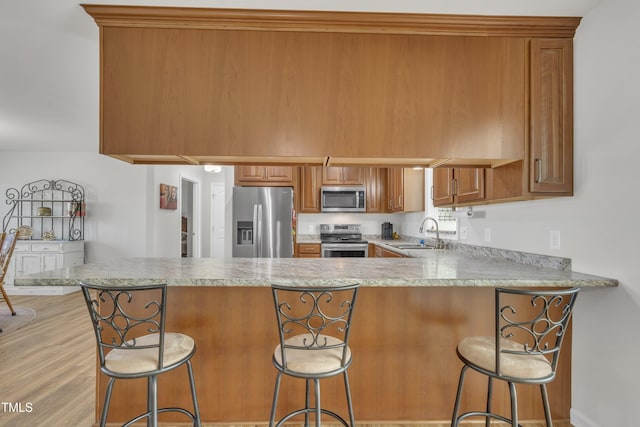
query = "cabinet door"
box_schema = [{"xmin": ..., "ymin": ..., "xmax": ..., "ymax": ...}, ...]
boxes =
[
  {"xmin": 235, "ymin": 166, "xmax": 294, "ymax": 186},
  {"xmin": 42, "ymin": 254, "xmax": 60, "ymax": 272},
  {"xmin": 340, "ymin": 167, "xmax": 364, "ymax": 185},
  {"xmin": 454, "ymin": 168, "xmax": 485, "ymax": 204},
  {"xmin": 299, "ymin": 167, "xmax": 322, "ymax": 213},
  {"xmin": 530, "ymin": 38, "xmax": 573, "ymax": 194},
  {"xmin": 386, "ymin": 168, "xmax": 404, "ymax": 212},
  {"xmin": 322, "ymin": 167, "xmax": 343, "ymax": 185},
  {"xmin": 365, "ymin": 168, "xmax": 386, "ymax": 213},
  {"xmin": 14, "ymin": 254, "xmax": 41, "ymax": 277},
  {"xmin": 265, "ymin": 167, "xmax": 294, "ymax": 182},
  {"xmin": 322, "ymin": 167, "xmax": 364, "ymax": 185},
  {"xmin": 432, "ymin": 168, "xmax": 454, "ymax": 206},
  {"xmin": 235, "ymin": 166, "xmax": 266, "ymax": 182}
]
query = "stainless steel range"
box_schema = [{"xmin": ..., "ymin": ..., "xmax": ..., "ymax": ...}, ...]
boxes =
[{"xmin": 320, "ymin": 224, "xmax": 368, "ymax": 258}]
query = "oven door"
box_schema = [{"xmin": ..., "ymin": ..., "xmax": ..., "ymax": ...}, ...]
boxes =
[{"xmin": 321, "ymin": 243, "xmax": 368, "ymax": 258}]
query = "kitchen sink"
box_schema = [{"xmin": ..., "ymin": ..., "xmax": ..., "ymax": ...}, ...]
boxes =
[{"xmin": 385, "ymin": 242, "xmax": 436, "ymax": 249}]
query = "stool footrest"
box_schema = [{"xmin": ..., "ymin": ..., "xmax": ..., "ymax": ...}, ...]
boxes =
[
  {"xmin": 454, "ymin": 410, "xmax": 524, "ymax": 427},
  {"xmin": 122, "ymin": 407, "xmax": 198, "ymax": 427},
  {"xmin": 275, "ymin": 407, "xmax": 350, "ymax": 427}
]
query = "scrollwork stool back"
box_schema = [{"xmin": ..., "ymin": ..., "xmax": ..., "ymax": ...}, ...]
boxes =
[
  {"xmin": 269, "ymin": 283, "xmax": 360, "ymax": 427},
  {"xmin": 80, "ymin": 282, "xmax": 201, "ymax": 427},
  {"xmin": 451, "ymin": 287, "xmax": 579, "ymax": 427}
]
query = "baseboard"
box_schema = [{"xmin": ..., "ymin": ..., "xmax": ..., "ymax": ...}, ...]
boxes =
[
  {"xmin": 571, "ymin": 408, "xmax": 600, "ymax": 427},
  {"xmin": 4, "ymin": 285, "xmax": 80, "ymax": 296}
]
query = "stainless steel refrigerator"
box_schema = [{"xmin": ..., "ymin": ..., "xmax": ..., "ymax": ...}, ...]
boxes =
[{"xmin": 232, "ymin": 187, "xmax": 294, "ymax": 258}]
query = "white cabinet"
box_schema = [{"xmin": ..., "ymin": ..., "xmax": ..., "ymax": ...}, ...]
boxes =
[{"xmin": 4, "ymin": 241, "xmax": 84, "ymax": 295}]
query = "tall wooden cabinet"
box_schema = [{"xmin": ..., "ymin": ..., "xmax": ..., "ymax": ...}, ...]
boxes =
[
  {"xmin": 529, "ymin": 38, "xmax": 573, "ymax": 194},
  {"xmin": 298, "ymin": 167, "xmax": 322, "ymax": 213}
]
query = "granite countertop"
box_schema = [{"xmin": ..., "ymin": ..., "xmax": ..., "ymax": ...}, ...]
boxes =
[{"xmin": 15, "ymin": 252, "xmax": 617, "ymax": 288}]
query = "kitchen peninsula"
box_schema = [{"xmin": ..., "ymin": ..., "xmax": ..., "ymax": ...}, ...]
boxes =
[{"xmin": 16, "ymin": 251, "xmax": 616, "ymax": 425}]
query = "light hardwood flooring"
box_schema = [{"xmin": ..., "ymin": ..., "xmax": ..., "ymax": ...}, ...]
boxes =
[{"xmin": 0, "ymin": 294, "xmax": 573, "ymax": 427}]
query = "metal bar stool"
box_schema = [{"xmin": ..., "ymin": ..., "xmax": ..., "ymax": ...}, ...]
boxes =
[
  {"xmin": 451, "ymin": 287, "xmax": 580, "ymax": 427},
  {"xmin": 269, "ymin": 283, "xmax": 360, "ymax": 427},
  {"xmin": 80, "ymin": 282, "xmax": 201, "ymax": 427}
]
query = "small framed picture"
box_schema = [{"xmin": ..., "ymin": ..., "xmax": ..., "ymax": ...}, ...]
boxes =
[{"xmin": 160, "ymin": 183, "xmax": 177, "ymax": 210}]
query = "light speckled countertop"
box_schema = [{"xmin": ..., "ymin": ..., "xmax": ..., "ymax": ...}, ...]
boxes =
[{"xmin": 14, "ymin": 251, "xmax": 617, "ymax": 288}]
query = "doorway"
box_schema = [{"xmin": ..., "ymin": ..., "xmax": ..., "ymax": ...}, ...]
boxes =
[
  {"xmin": 210, "ymin": 182, "xmax": 225, "ymax": 258},
  {"xmin": 181, "ymin": 177, "xmax": 200, "ymax": 257}
]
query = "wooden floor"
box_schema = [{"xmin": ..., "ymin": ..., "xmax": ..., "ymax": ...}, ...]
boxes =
[{"xmin": 0, "ymin": 294, "xmax": 573, "ymax": 427}]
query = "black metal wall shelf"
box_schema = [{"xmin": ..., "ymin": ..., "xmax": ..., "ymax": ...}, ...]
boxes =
[{"xmin": 2, "ymin": 179, "xmax": 85, "ymax": 241}]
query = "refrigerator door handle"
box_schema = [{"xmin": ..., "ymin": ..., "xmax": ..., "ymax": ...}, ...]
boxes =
[{"xmin": 253, "ymin": 204, "xmax": 263, "ymax": 258}]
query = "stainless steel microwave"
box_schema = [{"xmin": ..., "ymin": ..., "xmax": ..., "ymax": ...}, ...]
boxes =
[{"xmin": 321, "ymin": 186, "xmax": 366, "ymax": 213}]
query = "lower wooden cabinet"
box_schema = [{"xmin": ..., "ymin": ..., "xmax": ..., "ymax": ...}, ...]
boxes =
[
  {"xmin": 371, "ymin": 244, "xmax": 404, "ymax": 258},
  {"xmin": 296, "ymin": 243, "xmax": 321, "ymax": 258}
]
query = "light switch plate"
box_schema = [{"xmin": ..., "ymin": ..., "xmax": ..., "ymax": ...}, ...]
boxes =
[{"xmin": 550, "ymin": 230, "xmax": 561, "ymax": 250}]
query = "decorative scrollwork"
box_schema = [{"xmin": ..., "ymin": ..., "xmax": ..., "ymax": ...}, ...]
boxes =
[
  {"xmin": 500, "ymin": 294, "xmax": 572, "ymax": 356},
  {"xmin": 90, "ymin": 289, "xmax": 162, "ymax": 349},
  {"xmin": 277, "ymin": 289, "xmax": 354, "ymax": 350},
  {"xmin": 2, "ymin": 178, "xmax": 84, "ymax": 240}
]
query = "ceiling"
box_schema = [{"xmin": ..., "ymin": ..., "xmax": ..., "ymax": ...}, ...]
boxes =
[{"xmin": 0, "ymin": 0, "xmax": 601, "ymax": 154}]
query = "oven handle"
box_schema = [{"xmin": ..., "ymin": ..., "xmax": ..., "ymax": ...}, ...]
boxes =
[{"xmin": 321, "ymin": 243, "xmax": 369, "ymax": 251}]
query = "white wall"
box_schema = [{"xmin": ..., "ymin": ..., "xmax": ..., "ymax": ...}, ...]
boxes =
[
  {"xmin": 0, "ymin": 152, "xmax": 223, "ymax": 261},
  {"xmin": 454, "ymin": 1, "xmax": 640, "ymax": 425}
]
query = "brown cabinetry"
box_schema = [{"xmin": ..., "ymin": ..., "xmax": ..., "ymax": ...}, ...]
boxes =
[
  {"xmin": 322, "ymin": 167, "xmax": 364, "ymax": 186},
  {"xmin": 297, "ymin": 167, "xmax": 322, "ymax": 213},
  {"xmin": 432, "ymin": 38, "xmax": 573, "ymax": 207},
  {"xmin": 365, "ymin": 168, "xmax": 387, "ymax": 213},
  {"xmin": 387, "ymin": 168, "xmax": 425, "ymax": 212},
  {"xmin": 372, "ymin": 244, "xmax": 404, "ymax": 258},
  {"xmin": 529, "ymin": 38, "xmax": 573, "ymax": 194},
  {"xmin": 296, "ymin": 243, "xmax": 321, "ymax": 258},
  {"xmin": 83, "ymin": 7, "xmax": 583, "ymax": 166},
  {"xmin": 235, "ymin": 166, "xmax": 294, "ymax": 186},
  {"xmin": 433, "ymin": 168, "xmax": 485, "ymax": 207}
]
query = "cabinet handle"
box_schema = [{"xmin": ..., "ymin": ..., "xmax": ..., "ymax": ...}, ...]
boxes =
[
  {"xmin": 452, "ymin": 179, "xmax": 458, "ymax": 196},
  {"xmin": 398, "ymin": 194, "xmax": 403, "ymax": 206},
  {"xmin": 430, "ymin": 186, "xmax": 434, "ymax": 200},
  {"xmin": 535, "ymin": 158, "xmax": 542, "ymax": 183}
]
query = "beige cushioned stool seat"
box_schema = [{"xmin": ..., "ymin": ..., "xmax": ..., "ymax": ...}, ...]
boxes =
[
  {"xmin": 274, "ymin": 333, "xmax": 351, "ymax": 374},
  {"xmin": 105, "ymin": 332, "xmax": 195, "ymax": 374},
  {"xmin": 457, "ymin": 336, "xmax": 552, "ymax": 379}
]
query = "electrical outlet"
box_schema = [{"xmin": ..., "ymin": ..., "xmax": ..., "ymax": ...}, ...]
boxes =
[
  {"xmin": 459, "ymin": 226, "xmax": 468, "ymax": 240},
  {"xmin": 550, "ymin": 230, "xmax": 561, "ymax": 250},
  {"xmin": 484, "ymin": 227, "xmax": 492, "ymax": 242}
]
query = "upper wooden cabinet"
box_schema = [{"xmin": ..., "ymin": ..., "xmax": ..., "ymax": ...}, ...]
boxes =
[
  {"xmin": 432, "ymin": 168, "xmax": 485, "ymax": 207},
  {"xmin": 83, "ymin": 6, "xmax": 580, "ymax": 167},
  {"xmin": 431, "ymin": 38, "xmax": 573, "ymax": 207},
  {"xmin": 235, "ymin": 166, "xmax": 294, "ymax": 186},
  {"xmin": 298, "ymin": 167, "xmax": 322, "ymax": 213},
  {"xmin": 365, "ymin": 168, "xmax": 387, "ymax": 213},
  {"xmin": 387, "ymin": 168, "xmax": 425, "ymax": 212},
  {"xmin": 529, "ymin": 38, "xmax": 573, "ymax": 194},
  {"xmin": 322, "ymin": 167, "xmax": 364, "ymax": 186}
]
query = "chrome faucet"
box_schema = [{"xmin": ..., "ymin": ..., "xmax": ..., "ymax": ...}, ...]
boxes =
[{"xmin": 419, "ymin": 217, "xmax": 441, "ymax": 248}]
